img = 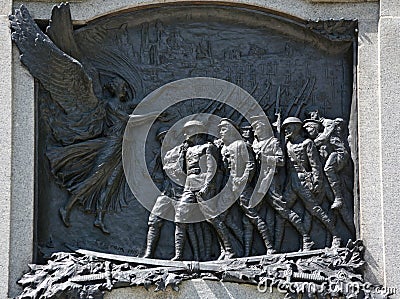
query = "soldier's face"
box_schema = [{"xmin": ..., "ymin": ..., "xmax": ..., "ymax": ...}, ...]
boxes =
[
  {"xmin": 241, "ymin": 128, "xmax": 252, "ymax": 139},
  {"xmin": 219, "ymin": 125, "xmax": 232, "ymax": 142},
  {"xmin": 253, "ymin": 123, "xmax": 264, "ymax": 137},
  {"xmin": 304, "ymin": 125, "xmax": 318, "ymax": 139},
  {"xmin": 184, "ymin": 126, "xmax": 198, "ymax": 141},
  {"xmin": 284, "ymin": 124, "xmax": 300, "ymax": 139}
]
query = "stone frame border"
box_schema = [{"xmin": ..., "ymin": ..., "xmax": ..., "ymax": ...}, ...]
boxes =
[{"xmin": 3, "ymin": 0, "xmax": 395, "ymax": 297}]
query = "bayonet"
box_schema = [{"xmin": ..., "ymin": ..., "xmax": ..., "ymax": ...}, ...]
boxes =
[
  {"xmin": 294, "ymin": 77, "xmax": 316, "ymax": 117},
  {"xmin": 285, "ymin": 78, "xmax": 310, "ymax": 117},
  {"xmin": 273, "ymin": 86, "xmax": 282, "ymax": 133}
]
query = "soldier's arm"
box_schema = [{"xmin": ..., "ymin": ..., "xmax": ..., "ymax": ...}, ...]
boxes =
[
  {"xmin": 204, "ymin": 143, "xmax": 218, "ymax": 186},
  {"xmin": 272, "ymin": 138, "xmax": 285, "ymax": 167},
  {"xmin": 314, "ymin": 119, "xmax": 335, "ymax": 147},
  {"xmin": 242, "ymin": 142, "xmax": 256, "ymax": 182},
  {"xmin": 259, "ymin": 138, "xmax": 285, "ymax": 167},
  {"xmin": 178, "ymin": 142, "xmax": 188, "ymax": 174},
  {"xmin": 305, "ymin": 139, "xmax": 323, "ymax": 188}
]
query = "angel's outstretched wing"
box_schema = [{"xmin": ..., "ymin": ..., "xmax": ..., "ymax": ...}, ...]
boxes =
[
  {"xmin": 10, "ymin": 5, "xmax": 135, "ymax": 232},
  {"xmin": 9, "ymin": 5, "xmax": 105, "ymax": 145},
  {"xmin": 45, "ymin": 3, "xmax": 82, "ymax": 60}
]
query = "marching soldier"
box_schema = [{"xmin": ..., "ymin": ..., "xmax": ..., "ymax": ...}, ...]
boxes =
[
  {"xmin": 282, "ymin": 117, "xmax": 341, "ymax": 248},
  {"xmin": 172, "ymin": 120, "xmax": 235, "ymax": 260},
  {"xmin": 143, "ymin": 127, "xmax": 183, "ymax": 258},
  {"xmin": 240, "ymin": 120, "xmax": 255, "ymax": 146},
  {"xmin": 250, "ymin": 116, "xmax": 314, "ymax": 251},
  {"xmin": 218, "ymin": 118, "xmax": 275, "ymax": 255},
  {"xmin": 303, "ymin": 118, "xmax": 350, "ymax": 210}
]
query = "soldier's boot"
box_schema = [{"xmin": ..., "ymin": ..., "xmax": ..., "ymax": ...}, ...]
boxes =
[
  {"xmin": 312, "ymin": 206, "xmax": 341, "ymax": 248},
  {"xmin": 172, "ymin": 224, "xmax": 186, "ymax": 261},
  {"xmin": 194, "ymin": 224, "xmax": 205, "ymax": 259},
  {"xmin": 222, "ymin": 240, "xmax": 236, "ymax": 260},
  {"xmin": 226, "ymin": 217, "xmax": 244, "ymax": 245},
  {"xmin": 243, "ymin": 222, "xmax": 253, "ymax": 257},
  {"xmin": 187, "ymin": 225, "xmax": 200, "ymax": 261},
  {"xmin": 274, "ymin": 217, "xmax": 285, "ymax": 252},
  {"xmin": 288, "ymin": 212, "xmax": 314, "ymax": 252},
  {"xmin": 143, "ymin": 225, "xmax": 160, "ymax": 258},
  {"xmin": 217, "ymin": 238, "xmax": 226, "ymax": 260},
  {"xmin": 326, "ymin": 172, "xmax": 344, "ymax": 210},
  {"xmin": 257, "ymin": 222, "xmax": 276, "ymax": 254},
  {"xmin": 213, "ymin": 221, "xmax": 236, "ymax": 259},
  {"xmin": 202, "ymin": 223, "xmax": 212, "ymax": 260},
  {"xmin": 302, "ymin": 235, "xmax": 315, "ymax": 252}
]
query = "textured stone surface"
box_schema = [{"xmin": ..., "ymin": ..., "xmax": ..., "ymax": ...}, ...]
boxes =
[
  {"xmin": 8, "ymin": 47, "xmax": 35, "ymax": 298},
  {"xmin": 13, "ymin": 0, "xmax": 379, "ymax": 22},
  {"xmin": 379, "ymin": 15, "xmax": 400, "ymax": 292},
  {"xmin": 104, "ymin": 279, "xmax": 283, "ymax": 299},
  {"xmin": 356, "ymin": 18, "xmax": 384, "ymax": 285},
  {"xmin": 1, "ymin": 0, "xmax": 12, "ymax": 15},
  {"xmin": 310, "ymin": 0, "xmax": 376, "ymax": 2},
  {"xmin": 0, "ymin": 14, "xmax": 13, "ymax": 299},
  {"xmin": 380, "ymin": 0, "xmax": 400, "ymax": 17}
]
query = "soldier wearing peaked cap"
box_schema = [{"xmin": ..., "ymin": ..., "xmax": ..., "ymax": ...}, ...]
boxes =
[
  {"xmin": 303, "ymin": 117, "xmax": 349, "ymax": 211},
  {"xmin": 303, "ymin": 118, "xmax": 322, "ymax": 131},
  {"xmin": 219, "ymin": 118, "xmax": 276, "ymax": 256},
  {"xmin": 183, "ymin": 119, "xmax": 206, "ymax": 130},
  {"xmin": 240, "ymin": 120, "xmax": 254, "ymax": 145},
  {"xmin": 143, "ymin": 127, "xmax": 184, "ymax": 258}
]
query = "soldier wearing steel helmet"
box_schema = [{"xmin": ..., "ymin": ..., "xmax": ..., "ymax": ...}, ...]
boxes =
[
  {"xmin": 250, "ymin": 116, "xmax": 314, "ymax": 251},
  {"xmin": 282, "ymin": 117, "xmax": 341, "ymax": 248},
  {"xmin": 172, "ymin": 120, "xmax": 235, "ymax": 260}
]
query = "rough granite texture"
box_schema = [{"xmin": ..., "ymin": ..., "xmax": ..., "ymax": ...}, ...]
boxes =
[
  {"xmin": 379, "ymin": 3, "xmax": 400, "ymax": 291},
  {"xmin": 2, "ymin": 0, "xmax": 400, "ymax": 298},
  {"xmin": 380, "ymin": 0, "xmax": 400, "ymax": 17},
  {"xmin": 8, "ymin": 48, "xmax": 35, "ymax": 298},
  {"xmin": 1, "ymin": 0, "xmax": 12, "ymax": 15},
  {"xmin": 13, "ymin": 0, "xmax": 379, "ymax": 22},
  {"xmin": 0, "ymin": 13, "xmax": 13, "ymax": 299},
  {"xmin": 104, "ymin": 279, "xmax": 284, "ymax": 299},
  {"xmin": 309, "ymin": 0, "xmax": 377, "ymax": 2},
  {"xmin": 357, "ymin": 18, "xmax": 384, "ymax": 285}
]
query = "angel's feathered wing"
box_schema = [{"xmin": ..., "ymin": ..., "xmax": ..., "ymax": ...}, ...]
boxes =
[
  {"xmin": 10, "ymin": 4, "xmax": 105, "ymax": 145},
  {"xmin": 10, "ymin": 5, "xmax": 133, "ymax": 221}
]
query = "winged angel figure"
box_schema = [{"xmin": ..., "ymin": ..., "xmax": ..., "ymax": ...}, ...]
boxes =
[{"xmin": 10, "ymin": 4, "xmax": 155, "ymax": 234}]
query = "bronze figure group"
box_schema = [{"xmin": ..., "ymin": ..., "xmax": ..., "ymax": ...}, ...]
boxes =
[
  {"xmin": 144, "ymin": 110, "xmax": 354, "ymax": 261},
  {"xmin": 10, "ymin": 1, "xmax": 355, "ymax": 265}
]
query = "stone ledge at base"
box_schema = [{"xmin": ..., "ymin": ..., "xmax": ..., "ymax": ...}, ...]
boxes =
[{"xmin": 104, "ymin": 279, "xmax": 283, "ymax": 299}]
